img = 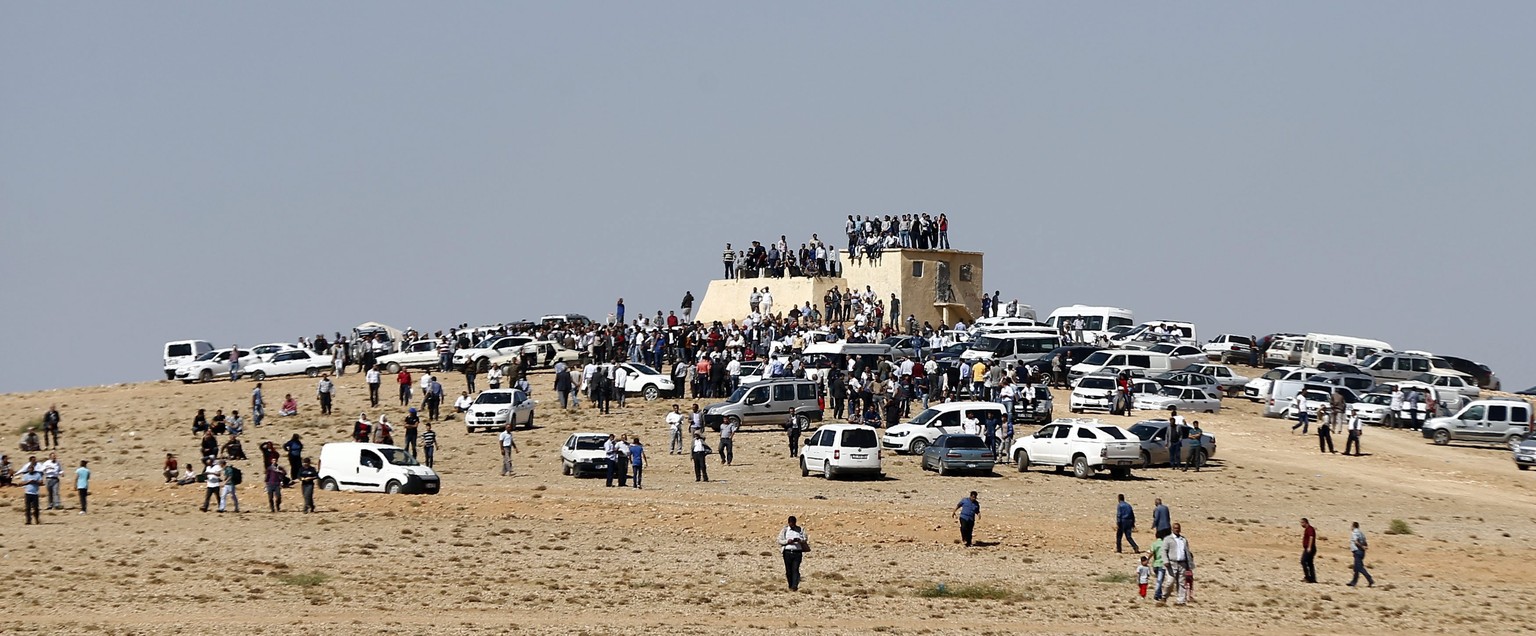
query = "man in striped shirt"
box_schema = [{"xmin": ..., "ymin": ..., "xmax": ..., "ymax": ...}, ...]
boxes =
[{"xmin": 420, "ymin": 423, "xmax": 438, "ymax": 469}]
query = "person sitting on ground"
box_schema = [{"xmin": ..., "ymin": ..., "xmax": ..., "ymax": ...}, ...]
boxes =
[
  {"xmin": 223, "ymin": 436, "xmax": 247, "ymax": 461},
  {"xmin": 279, "ymin": 394, "xmax": 299, "ymax": 416},
  {"xmin": 192, "ymin": 409, "xmax": 209, "ymax": 436},
  {"xmin": 210, "ymin": 409, "xmax": 227, "ymax": 435},
  {"xmin": 20, "ymin": 429, "xmax": 41, "ymax": 453},
  {"xmin": 454, "ymin": 391, "xmax": 474, "ymax": 415},
  {"xmin": 176, "ymin": 465, "xmax": 199, "ymax": 486},
  {"xmin": 200, "ymin": 431, "xmax": 219, "ymax": 460},
  {"xmin": 163, "ymin": 453, "xmax": 179, "ymax": 483}
]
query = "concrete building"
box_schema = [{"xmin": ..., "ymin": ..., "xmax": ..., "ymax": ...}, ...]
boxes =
[{"xmin": 694, "ymin": 248, "xmax": 985, "ymax": 328}]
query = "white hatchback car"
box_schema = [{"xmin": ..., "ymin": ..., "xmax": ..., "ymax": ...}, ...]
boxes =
[
  {"xmin": 378, "ymin": 339, "xmax": 443, "ymax": 374},
  {"xmin": 175, "ymin": 348, "xmax": 256, "ymax": 383},
  {"xmin": 799, "ymin": 424, "xmax": 882, "ymax": 479},
  {"xmin": 244, "ymin": 349, "xmax": 334, "ymax": 380},
  {"xmin": 463, "ymin": 389, "xmax": 536, "ymax": 432},
  {"xmin": 1134, "ymin": 385, "xmax": 1221, "ymax": 413},
  {"xmin": 1070, "ymin": 375, "xmax": 1119, "ymax": 413}
]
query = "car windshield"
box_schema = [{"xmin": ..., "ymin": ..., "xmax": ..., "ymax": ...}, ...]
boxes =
[
  {"xmin": 1150, "ymin": 344, "xmax": 1175, "ymax": 354},
  {"xmin": 944, "ymin": 436, "xmax": 988, "ymax": 449},
  {"xmin": 1362, "ymin": 394, "xmax": 1391, "ymax": 405},
  {"xmin": 944, "ymin": 344, "xmax": 967, "ymax": 355},
  {"xmin": 1128, "ymin": 423, "xmax": 1162, "ymax": 441},
  {"xmin": 195, "ymin": 351, "xmax": 219, "ymax": 362},
  {"xmin": 1079, "ymin": 377, "xmax": 1115, "ymax": 390},
  {"xmin": 1158, "ymin": 386, "xmax": 1183, "ymax": 397},
  {"xmin": 474, "ymin": 392, "xmax": 514, "ymax": 405},
  {"xmin": 970, "ymin": 336, "xmax": 1004, "ymax": 353},
  {"xmin": 727, "ymin": 387, "xmax": 749, "ymax": 402},
  {"xmin": 1096, "ymin": 426, "xmax": 1129, "ymax": 440},
  {"xmin": 474, "ymin": 337, "xmax": 499, "ymax": 349},
  {"xmin": 572, "ymin": 436, "xmax": 607, "ymax": 450},
  {"xmin": 1083, "ymin": 351, "xmax": 1112, "ymax": 365},
  {"xmin": 628, "ymin": 363, "xmax": 659, "ymax": 376},
  {"xmin": 379, "ymin": 449, "xmax": 419, "ymax": 466},
  {"xmin": 1262, "ymin": 369, "xmax": 1288, "ymax": 380},
  {"xmin": 909, "ymin": 408, "xmax": 941, "ymax": 426}
]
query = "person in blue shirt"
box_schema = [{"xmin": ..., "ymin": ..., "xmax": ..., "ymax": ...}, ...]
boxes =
[
  {"xmin": 1116, "ymin": 494, "xmax": 1141, "ymax": 553},
  {"xmin": 953, "ymin": 491, "xmax": 981, "ymax": 547},
  {"xmin": 628, "ymin": 437, "xmax": 646, "ymax": 489},
  {"xmin": 74, "ymin": 460, "xmax": 90, "ymax": 514},
  {"xmin": 19, "ymin": 457, "xmax": 42, "ymax": 524}
]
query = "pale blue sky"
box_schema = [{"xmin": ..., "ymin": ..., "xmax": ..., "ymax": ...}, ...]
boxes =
[{"xmin": 2, "ymin": 2, "xmax": 1532, "ymax": 393}]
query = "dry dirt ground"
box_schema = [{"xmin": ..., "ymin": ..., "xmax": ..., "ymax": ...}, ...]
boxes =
[{"xmin": 1, "ymin": 365, "xmax": 1534, "ymax": 636}]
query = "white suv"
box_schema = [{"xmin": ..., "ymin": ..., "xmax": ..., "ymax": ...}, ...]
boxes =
[
  {"xmin": 799, "ymin": 424, "xmax": 882, "ymax": 479},
  {"xmin": 453, "ymin": 335, "xmax": 534, "ymax": 373}
]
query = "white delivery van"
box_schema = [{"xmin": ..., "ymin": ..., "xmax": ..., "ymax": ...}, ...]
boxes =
[
  {"xmin": 163, "ymin": 340, "xmax": 214, "ymax": 380},
  {"xmin": 1299, "ymin": 333, "xmax": 1392, "ymax": 369},
  {"xmin": 318, "ymin": 442, "xmax": 440, "ymax": 494},
  {"xmin": 1070, "ymin": 349, "xmax": 1174, "ymax": 379},
  {"xmin": 1045, "ymin": 306, "xmax": 1135, "ymax": 343},
  {"xmin": 799, "ymin": 423, "xmax": 883, "ymax": 479}
]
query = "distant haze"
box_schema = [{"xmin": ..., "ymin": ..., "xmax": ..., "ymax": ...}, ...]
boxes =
[{"xmin": 2, "ymin": 2, "xmax": 1533, "ymax": 394}]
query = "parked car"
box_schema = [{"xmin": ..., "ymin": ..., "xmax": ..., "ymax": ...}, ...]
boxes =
[
  {"xmin": 1008, "ymin": 418, "xmax": 1140, "ymax": 478},
  {"xmin": 521, "ymin": 340, "xmax": 584, "ymax": 369},
  {"xmin": 248, "ymin": 342, "xmax": 301, "ymax": 362},
  {"xmin": 1134, "ymin": 385, "xmax": 1221, "ymax": 414},
  {"xmin": 1149, "ymin": 370, "xmax": 1221, "ymax": 394},
  {"xmin": 594, "ymin": 362, "xmax": 675, "ymax": 401},
  {"xmin": 1264, "ymin": 337, "xmax": 1305, "ymax": 368},
  {"xmin": 1439, "ymin": 355, "xmax": 1500, "ymax": 391},
  {"xmin": 1012, "ymin": 385, "xmax": 1055, "ymax": 424},
  {"xmin": 244, "ymin": 349, "xmax": 334, "ymax": 380},
  {"xmin": 1242, "ymin": 366, "xmax": 1321, "ymax": 401},
  {"xmin": 463, "ymin": 389, "xmax": 536, "ymax": 432},
  {"xmin": 1126, "ymin": 419, "xmax": 1218, "ymax": 468},
  {"xmin": 1359, "ymin": 352, "xmax": 1442, "ymax": 382},
  {"xmin": 1513, "ymin": 432, "xmax": 1536, "ymax": 470},
  {"xmin": 1406, "ymin": 371, "xmax": 1481, "ymax": 400},
  {"xmin": 919, "ymin": 434, "xmax": 996, "ymax": 475},
  {"xmin": 1202, "ymin": 334, "xmax": 1255, "ymax": 364},
  {"xmin": 1346, "ymin": 393, "xmax": 1395, "ymax": 426},
  {"xmin": 1422, "ymin": 399, "xmax": 1532, "ymax": 447},
  {"xmin": 1070, "ymin": 350, "xmax": 1174, "ymax": 379},
  {"xmin": 1069, "ymin": 375, "xmax": 1118, "ymax": 414},
  {"xmin": 1309, "ymin": 371, "xmax": 1376, "ymax": 394},
  {"xmin": 452, "ymin": 335, "xmax": 534, "ymax": 373},
  {"xmin": 1146, "ymin": 344, "xmax": 1205, "ymax": 370},
  {"xmin": 560, "ymin": 433, "xmax": 612, "ymax": 477},
  {"xmin": 881, "ymin": 401, "xmax": 1007, "ymax": 454},
  {"xmin": 1184, "ymin": 363, "xmax": 1250, "ymax": 395},
  {"xmin": 378, "ymin": 339, "xmax": 443, "ymax": 374},
  {"xmin": 1518, "ymin": 386, "xmax": 1536, "ymax": 397},
  {"xmin": 174, "ymin": 348, "xmax": 256, "ymax": 383},
  {"xmin": 799, "ymin": 424, "xmax": 883, "ymax": 479},
  {"xmin": 1266, "ymin": 386, "xmax": 1359, "ymax": 420},
  {"xmin": 317, "ymin": 442, "xmax": 439, "ymax": 494},
  {"xmin": 704, "ymin": 378, "xmax": 823, "ymax": 431},
  {"xmin": 163, "ymin": 340, "xmax": 214, "ymax": 380}
]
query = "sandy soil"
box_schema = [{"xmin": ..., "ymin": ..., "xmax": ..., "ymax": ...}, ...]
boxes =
[{"xmin": 1, "ymin": 365, "xmax": 1534, "ymax": 635}]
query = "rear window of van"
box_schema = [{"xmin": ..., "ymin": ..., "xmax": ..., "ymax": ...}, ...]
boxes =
[{"xmin": 840, "ymin": 429, "xmax": 878, "ymax": 448}]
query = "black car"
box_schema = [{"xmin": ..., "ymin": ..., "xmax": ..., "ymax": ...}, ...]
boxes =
[{"xmin": 1440, "ymin": 356, "xmax": 1500, "ymax": 390}]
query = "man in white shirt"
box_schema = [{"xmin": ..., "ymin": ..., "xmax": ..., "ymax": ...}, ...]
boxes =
[
  {"xmin": 666, "ymin": 406, "xmax": 686, "ymax": 454},
  {"xmin": 40, "ymin": 453, "xmax": 62, "ymax": 510},
  {"xmin": 498, "ymin": 425, "xmax": 518, "ymax": 476},
  {"xmin": 761, "ymin": 288, "xmax": 774, "ymax": 317},
  {"xmin": 961, "ymin": 411, "xmax": 982, "ymax": 436},
  {"xmin": 453, "ymin": 391, "xmax": 474, "ymax": 414},
  {"xmin": 612, "ymin": 365, "xmax": 629, "ymax": 408},
  {"xmin": 1290, "ymin": 393, "xmax": 1311, "ymax": 434},
  {"xmin": 1160, "ymin": 523, "xmax": 1191, "ymax": 605},
  {"xmin": 365, "ymin": 366, "xmax": 382, "ymax": 407},
  {"xmin": 1344, "ymin": 412, "xmax": 1364, "ymax": 456}
]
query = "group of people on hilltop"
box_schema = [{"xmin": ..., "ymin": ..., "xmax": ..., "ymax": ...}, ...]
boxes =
[
  {"xmin": 722, "ymin": 235, "xmax": 843, "ymax": 280},
  {"xmin": 846, "ymin": 212, "xmax": 950, "ymax": 258}
]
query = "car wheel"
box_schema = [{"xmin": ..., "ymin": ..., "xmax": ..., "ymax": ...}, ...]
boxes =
[
  {"xmin": 823, "ymin": 460, "xmax": 835, "ymax": 480},
  {"xmin": 199, "ymin": 369, "xmax": 213, "ymax": 383},
  {"xmin": 1520, "ymin": 465, "xmax": 1530, "ymax": 471},
  {"xmin": 525, "ymin": 411, "xmax": 534, "ymax": 429},
  {"xmin": 165, "ymin": 370, "xmax": 176, "ymax": 380},
  {"xmin": 795, "ymin": 414, "xmax": 811, "ymax": 430},
  {"xmin": 909, "ymin": 438, "xmax": 930, "ymax": 456},
  {"xmin": 724, "ymin": 416, "xmax": 741, "ymax": 433},
  {"xmin": 477, "ymin": 358, "xmax": 490, "ymax": 373},
  {"xmin": 937, "ymin": 460, "xmax": 949, "ymax": 476},
  {"xmin": 1015, "ymin": 449, "xmax": 1030, "ymax": 472},
  {"xmin": 643, "ymin": 385, "xmax": 659, "ymax": 401},
  {"xmin": 800, "ymin": 457, "xmax": 809, "ymax": 477},
  {"xmin": 385, "ymin": 480, "xmax": 402, "ymax": 495},
  {"xmin": 1507, "ymin": 435, "xmax": 1524, "ymax": 452},
  {"xmin": 320, "ymin": 478, "xmax": 338, "ymax": 491},
  {"xmin": 1433, "ymin": 429, "xmax": 1451, "ymax": 445},
  {"xmin": 1072, "ymin": 455, "xmax": 1092, "ymax": 479},
  {"xmin": 1139, "ymin": 451, "xmax": 1153, "ymax": 470},
  {"xmin": 386, "ymin": 362, "xmax": 401, "ymax": 374},
  {"xmin": 1192, "ymin": 449, "xmax": 1208, "ymax": 468},
  {"xmin": 1070, "ymin": 407, "xmax": 1081, "ymax": 414},
  {"xmin": 499, "ymin": 363, "xmax": 513, "ymax": 378},
  {"xmin": 252, "ymin": 370, "xmax": 267, "ymax": 381},
  {"xmin": 562, "ymin": 461, "xmax": 572, "ymax": 476},
  {"xmin": 307, "ymin": 367, "xmax": 321, "ymax": 378}
]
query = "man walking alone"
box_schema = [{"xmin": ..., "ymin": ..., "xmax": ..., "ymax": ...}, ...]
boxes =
[
  {"xmin": 1115, "ymin": 494, "xmax": 1140, "ymax": 553},
  {"xmin": 953, "ymin": 491, "xmax": 980, "ymax": 547}
]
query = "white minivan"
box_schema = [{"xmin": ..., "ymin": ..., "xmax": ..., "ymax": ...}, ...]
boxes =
[
  {"xmin": 163, "ymin": 340, "xmax": 214, "ymax": 380},
  {"xmin": 1299, "ymin": 333, "xmax": 1392, "ymax": 369},
  {"xmin": 1070, "ymin": 349, "xmax": 1174, "ymax": 379},
  {"xmin": 1045, "ymin": 305, "xmax": 1135, "ymax": 343},
  {"xmin": 799, "ymin": 424, "xmax": 883, "ymax": 479},
  {"xmin": 318, "ymin": 442, "xmax": 440, "ymax": 494},
  {"xmin": 959, "ymin": 333, "xmax": 1062, "ymax": 364}
]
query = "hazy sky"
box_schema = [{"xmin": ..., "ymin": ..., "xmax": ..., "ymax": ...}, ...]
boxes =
[{"xmin": 2, "ymin": 2, "xmax": 1533, "ymax": 394}]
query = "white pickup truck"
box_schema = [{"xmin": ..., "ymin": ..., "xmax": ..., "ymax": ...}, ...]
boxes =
[
  {"xmin": 1008, "ymin": 418, "xmax": 1141, "ymax": 479},
  {"xmin": 452, "ymin": 335, "xmax": 534, "ymax": 373}
]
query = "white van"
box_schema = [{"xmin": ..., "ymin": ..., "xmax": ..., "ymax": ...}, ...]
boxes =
[
  {"xmin": 1045, "ymin": 306, "xmax": 1135, "ymax": 342},
  {"xmin": 317, "ymin": 442, "xmax": 440, "ymax": 494},
  {"xmin": 163, "ymin": 340, "xmax": 214, "ymax": 380},
  {"xmin": 970, "ymin": 317, "xmax": 1053, "ymax": 336},
  {"xmin": 799, "ymin": 423, "xmax": 883, "ymax": 479},
  {"xmin": 1299, "ymin": 333, "xmax": 1392, "ymax": 369},
  {"xmin": 1069, "ymin": 349, "xmax": 1174, "ymax": 379},
  {"xmin": 959, "ymin": 333, "xmax": 1062, "ymax": 364}
]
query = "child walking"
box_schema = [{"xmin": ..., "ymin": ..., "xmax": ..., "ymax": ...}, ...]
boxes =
[{"xmin": 1136, "ymin": 556, "xmax": 1152, "ymax": 599}]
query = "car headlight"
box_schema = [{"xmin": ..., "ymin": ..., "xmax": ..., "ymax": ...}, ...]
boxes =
[
  {"xmin": 887, "ymin": 430, "xmax": 909, "ymax": 437},
  {"xmin": 497, "ymin": 409, "xmax": 510, "ymax": 415}
]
